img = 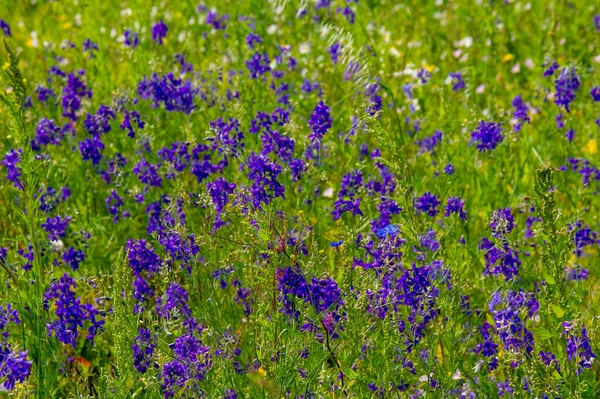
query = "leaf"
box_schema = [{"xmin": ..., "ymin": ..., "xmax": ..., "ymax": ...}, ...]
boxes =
[
  {"xmin": 544, "ymin": 273, "xmax": 556, "ymax": 285},
  {"xmin": 551, "ymin": 305, "xmax": 565, "ymax": 318},
  {"xmin": 531, "ymin": 328, "xmax": 554, "ymax": 340}
]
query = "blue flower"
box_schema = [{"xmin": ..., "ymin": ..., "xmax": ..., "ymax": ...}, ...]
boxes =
[
  {"xmin": 151, "ymin": 19, "xmax": 168, "ymax": 44},
  {"xmin": 470, "ymin": 120, "xmax": 503, "ymax": 153}
]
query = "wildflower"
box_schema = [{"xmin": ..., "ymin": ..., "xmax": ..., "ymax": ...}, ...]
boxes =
[
  {"xmin": 445, "ymin": 196, "xmax": 466, "ymax": 220},
  {"xmin": 0, "ymin": 20, "xmax": 11, "ymax": 36},
  {"xmin": 132, "ymin": 328, "xmax": 157, "ymax": 374},
  {"xmin": 82, "ymin": 39, "xmax": 98, "ymax": 57},
  {"xmin": 44, "ymin": 273, "xmax": 105, "ymax": 347},
  {"xmin": 444, "ymin": 163, "xmax": 455, "ymax": 175},
  {"xmin": 565, "ymin": 265, "xmax": 588, "ymax": 281},
  {"xmin": 563, "ymin": 323, "xmax": 596, "ymax": 372},
  {"xmin": 157, "ymin": 283, "xmax": 192, "ymax": 321},
  {"xmin": 41, "ymin": 216, "xmax": 71, "ymax": 241},
  {"xmin": 245, "ymin": 52, "xmax": 271, "ymax": 78},
  {"xmin": 415, "ymin": 130, "xmax": 443, "ymax": 154},
  {"xmin": 133, "ymin": 157, "xmax": 162, "ymax": 187},
  {"xmin": 206, "ymin": 10, "xmax": 229, "ymax": 30},
  {"xmin": 62, "ymin": 247, "xmax": 85, "ymax": 270},
  {"xmin": 556, "ymin": 113, "xmax": 565, "ymax": 129},
  {"xmin": 512, "ymin": 95, "xmax": 530, "ymax": 132},
  {"xmin": 417, "ymin": 67, "xmax": 431, "ymax": 84},
  {"xmin": 124, "ymin": 29, "xmax": 139, "ymax": 48},
  {"xmin": 308, "ymin": 101, "xmax": 332, "ymax": 143},
  {"xmin": 490, "ymin": 208, "xmax": 514, "ymax": 238},
  {"xmin": 470, "ymin": 120, "xmax": 503, "ymax": 152},
  {"xmin": 62, "ymin": 71, "xmax": 92, "ymax": 121},
  {"xmin": 591, "ymin": 86, "xmax": 600, "ymax": 102},
  {"xmin": 479, "ymin": 238, "xmax": 521, "ymax": 280},
  {"xmin": 138, "ymin": 73, "xmax": 197, "ymax": 114},
  {"xmin": 565, "ymin": 129, "xmax": 575, "ymax": 142},
  {"xmin": 543, "ymin": 60, "xmax": 559, "ymax": 77},
  {"xmin": 151, "ymin": 20, "xmax": 168, "ymax": 44},
  {"xmin": 79, "ymin": 136, "xmax": 105, "ymax": 166},
  {"xmin": 332, "ymin": 198, "xmax": 362, "ymax": 220},
  {"xmin": 1, "ymin": 149, "xmax": 24, "ymax": 190},
  {"xmin": 449, "ymin": 72, "xmax": 465, "ymax": 91},
  {"xmin": 496, "ymin": 380, "xmax": 513, "ymax": 397},
  {"xmin": 245, "ymin": 153, "xmax": 285, "ymax": 209},
  {"xmin": 554, "ymin": 67, "xmax": 580, "ymax": 112},
  {"xmin": 207, "ymin": 178, "xmax": 236, "ymax": 230},
  {"xmin": 414, "ymin": 192, "xmax": 440, "ymax": 217},
  {"xmin": 32, "ymin": 118, "xmax": 63, "ymax": 151},
  {"xmin": 245, "ymin": 33, "xmax": 262, "ymax": 49},
  {"xmin": 328, "ymin": 42, "xmax": 342, "ymax": 64}
]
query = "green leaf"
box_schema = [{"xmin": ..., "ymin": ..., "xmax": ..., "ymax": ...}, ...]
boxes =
[
  {"xmin": 544, "ymin": 273, "xmax": 556, "ymax": 285},
  {"xmin": 531, "ymin": 328, "xmax": 554, "ymax": 340},
  {"xmin": 551, "ymin": 305, "xmax": 565, "ymax": 318}
]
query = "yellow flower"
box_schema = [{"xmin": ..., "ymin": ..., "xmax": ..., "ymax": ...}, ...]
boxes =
[
  {"xmin": 502, "ymin": 54, "xmax": 515, "ymax": 63},
  {"xmin": 584, "ymin": 139, "xmax": 597, "ymax": 154}
]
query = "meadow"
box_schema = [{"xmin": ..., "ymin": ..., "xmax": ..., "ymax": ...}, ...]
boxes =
[{"xmin": 1, "ymin": 0, "xmax": 600, "ymax": 397}]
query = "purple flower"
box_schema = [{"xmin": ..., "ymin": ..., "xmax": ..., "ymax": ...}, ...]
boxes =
[
  {"xmin": 79, "ymin": 136, "xmax": 105, "ymax": 166},
  {"xmin": 417, "ymin": 67, "xmax": 431, "ymax": 84},
  {"xmin": 414, "ymin": 192, "xmax": 440, "ymax": 217},
  {"xmin": 565, "ymin": 129, "xmax": 575, "ymax": 142},
  {"xmin": 445, "ymin": 196, "xmax": 466, "ymax": 220},
  {"xmin": 132, "ymin": 328, "xmax": 157, "ymax": 374},
  {"xmin": 563, "ymin": 324, "xmax": 596, "ymax": 372},
  {"xmin": 126, "ymin": 239, "xmax": 161, "ymax": 277},
  {"xmin": 470, "ymin": 120, "xmax": 504, "ymax": 153},
  {"xmin": 133, "ymin": 157, "xmax": 162, "ymax": 187},
  {"xmin": 1, "ymin": 149, "xmax": 24, "ymax": 190},
  {"xmin": 245, "ymin": 52, "xmax": 271, "ymax": 78},
  {"xmin": 245, "ymin": 33, "xmax": 262, "ymax": 49},
  {"xmin": 328, "ymin": 42, "xmax": 342, "ymax": 64},
  {"xmin": 82, "ymin": 39, "xmax": 98, "ymax": 57},
  {"xmin": 479, "ymin": 238, "xmax": 521, "ymax": 280},
  {"xmin": 124, "ymin": 29, "xmax": 139, "ymax": 48},
  {"xmin": 151, "ymin": 19, "xmax": 168, "ymax": 44},
  {"xmin": 41, "ymin": 216, "xmax": 71, "ymax": 241},
  {"xmin": 106, "ymin": 190, "xmax": 126, "ymax": 223},
  {"xmin": 44, "ymin": 273, "xmax": 105, "ymax": 347},
  {"xmin": 0, "ymin": 20, "xmax": 11, "ymax": 36},
  {"xmin": 245, "ymin": 153, "xmax": 285, "ymax": 209},
  {"xmin": 308, "ymin": 101, "xmax": 332, "ymax": 144},
  {"xmin": 62, "ymin": 247, "xmax": 85, "ymax": 270},
  {"xmin": 157, "ymin": 283, "xmax": 191, "ymax": 321},
  {"xmin": 415, "ymin": 130, "xmax": 443, "ymax": 154},
  {"xmin": 496, "ymin": 379, "xmax": 513, "ymax": 397},
  {"xmin": 138, "ymin": 73, "xmax": 197, "ymax": 114},
  {"xmin": 0, "ymin": 350, "xmax": 32, "ymax": 390},
  {"xmin": 32, "ymin": 118, "xmax": 63, "ymax": 151},
  {"xmin": 449, "ymin": 72, "xmax": 465, "ymax": 91},
  {"xmin": 62, "ymin": 71, "xmax": 92, "ymax": 121},
  {"xmin": 206, "ymin": 10, "xmax": 229, "ymax": 31},
  {"xmin": 543, "ymin": 60, "xmax": 559, "ymax": 77},
  {"xmin": 591, "ymin": 86, "xmax": 600, "ymax": 102},
  {"xmin": 332, "ymin": 198, "xmax": 362, "ymax": 220},
  {"xmin": 512, "ymin": 95, "xmax": 530, "ymax": 132},
  {"xmin": 554, "ymin": 67, "xmax": 580, "ymax": 112},
  {"xmin": 207, "ymin": 178, "xmax": 236, "ymax": 230},
  {"xmin": 84, "ymin": 104, "xmax": 116, "ymax": 136},
  {"xmin": 565, "ymin": 265, "xmax": 589, "ymax": 281},
  {"xmin": 444, "ymin": 163, "xmax": 455, "ymax": 175},
  {"xmin": 594, "ymin": 15, "xmax": 600, "ymax": 31},
  {"xmin": 490, "ymin": 208, "xmax": 514, "ymax": 238},
  {"xmin": 121, "ymin": 109, "xmax": 145, "ymax": 138},
  {"xmin": 556, "ymin": 113, "xmax": 565, "ymax": 129},
  {"xmin": 419, "ymin": 229, "xmax": 439, "ymax": 252}
]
